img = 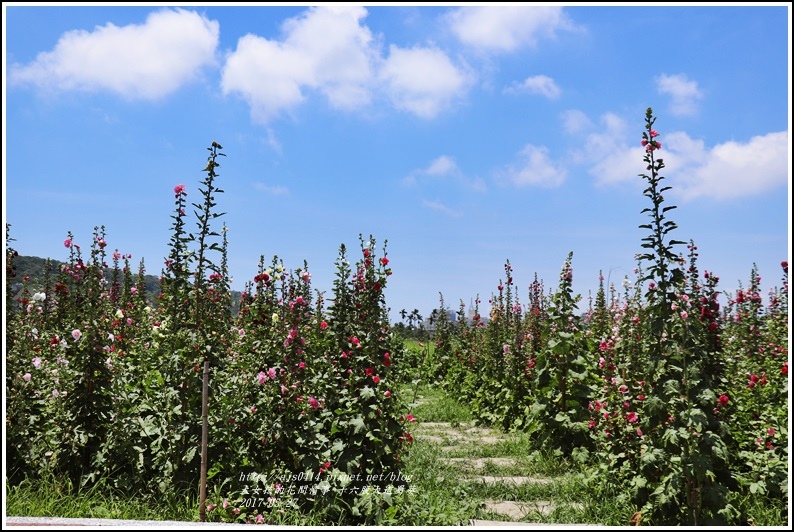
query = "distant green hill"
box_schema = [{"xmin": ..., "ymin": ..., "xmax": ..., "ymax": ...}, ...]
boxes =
[{"xmin": 8, "ymin": 255, "xmax": 242, "ymax": 313}]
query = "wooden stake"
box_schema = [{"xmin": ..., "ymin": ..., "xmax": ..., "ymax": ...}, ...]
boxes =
[{"xmin": 199, "ymin": 360, "xmax": 210, "ymax": 522}]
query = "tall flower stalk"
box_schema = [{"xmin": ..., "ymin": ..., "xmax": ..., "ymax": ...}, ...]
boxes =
[{"xmin": 637, "ymin": 107, "xmax": 686, "ymax": 356}]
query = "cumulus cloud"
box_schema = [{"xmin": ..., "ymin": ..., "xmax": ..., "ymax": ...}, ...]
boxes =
[
  {"xmin": 500, "ymin": 145, "xmax": 567, "ymax": 188},
  {"xmin": 507, "ymin": 75, "xmax": 561, "ymax": 99},
  {"xmin": 9, "ymin": 8, "xmax": 219, "ymax": 100},
  {"xmin": 665, "ymin": 131, "xmax": 789, "ymax": 201},
  {"xmin": 379, "ymin": 45, "xmax": 472, "ymax": 119},
  {"xmin": 656, "ymin": 73, "xmax": 703, "ymax": 117},
  {"xmin": 222, "ymin": 6, "xmax": 471, "ymax": 122},
  {"xmin": 221, "ymin": 6, "xmax": 377, "ymax": 123},
  {"xmin": 403, "ymin": 155, "xmax": 485, "ymax": 191},
  {"xmin": 574, "ymin": 111, "xmax": 787, "ymax": 201},
  {"xmin": 582, "ymin": 113, "xmax": 639, "ymax": 185},
  {"xmin": 446, "ymin": 6, "xmax": 575, "ymax": 52}
]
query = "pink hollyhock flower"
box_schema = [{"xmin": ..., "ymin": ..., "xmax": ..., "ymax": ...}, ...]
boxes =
[
  {"xmin": 384, "ymin": 390, "xmax": 391, "ymax": 398},
  {"xmin": 255, "ymin": 514, "xmax": 264, "ymax": 524},
  {"xmin": 768, "ymin": 427, "xmax": 776, "ymax": 437},
  {"xmin": 33, "ymin": 357, "xmax": 42, "ymax": 369},
  {"xmin": 23, "ymin": 373, "xmax": 31, "ymax": 382},
  {"xmin": 250, "ymin": 406, "xmax": 256, "ymax": 414},
  {"xmin": 405, "ymin": 414, "xmax": 416, "ymax": 422},
  {"xmin": 320, "ymin": 321, "xmax": 328, "ymax": 330},
  {"xmin": 258, "ymin": 371, "xmax": 267, "ymax": 385},
  {"xmin": 308, "ymin": 397, "xmax": 320, "ymax": 410},
  {"xmin": 627, "ymin": 412, "xmax": 639, "ymax": 424},
  {"xmin": 268, "ymin": 367, "xmax": 277, "ymax": 380},
  {"xmin": 174, "ymin": 184, "xmax": 186, "ymax": 197},
  {"xmin": 207, "ymin": 503, "xmax": 217, "ymax": 512},
  {"xmin": 222, "ymin": 499, "xmax": 229, "ymax": 509},
  {"xmin": 680, "ymin": 311, "xmax": 688, "ymax": 320},
  {"xmin": 64, "ymin": 238, "xmax": 72, "ymax": 248},
  {"xmin": 650, "ymin": 129, "xmax": 659, "ymax": 138},
  {"xmin": 71, "ymin": 329, "xmax": 82, "ymax": 341}
]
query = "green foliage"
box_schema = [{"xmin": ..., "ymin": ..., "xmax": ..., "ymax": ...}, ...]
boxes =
[{"xmin": 5, "ymin": 110, "xmax": 788, "ymax": 526}]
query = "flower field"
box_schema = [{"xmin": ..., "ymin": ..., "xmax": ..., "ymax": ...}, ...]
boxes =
[{"xmin": 5, "ymin": 109, "xmax": 788, "ymax": 526}]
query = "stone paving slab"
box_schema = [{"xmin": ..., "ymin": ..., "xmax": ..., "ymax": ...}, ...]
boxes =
[
  {"xmin": 468, "ymin": 520, "xmax": 600, "ymax": 527},
  {"xmin": 445, "ymin": 457, "xmax": 517, "ymax": 468},
  {"xmin": 467, "ymin": 475, "xmax": 552, "ymax": 486}
]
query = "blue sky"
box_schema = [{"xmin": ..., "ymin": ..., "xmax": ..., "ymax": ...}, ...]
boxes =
[{"xmin": 3, "ymin": 3, "xmax": 791, "ymax": 323}]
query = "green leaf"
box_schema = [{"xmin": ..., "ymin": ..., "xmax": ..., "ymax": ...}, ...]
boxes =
[
  {"xmin": 349, "ymin": 416, "xmax": 366, "ymax": 434},
  {"xmin": 331, "ymin": 440, "xmax": 344, "ymax": 454},
  {"xmin": 359, "ymin": 386, "xmax": 375, "ymax": 399},
  {"xmin": 183, "ymin": 445, "xmax": 197, "ymax": 464}
]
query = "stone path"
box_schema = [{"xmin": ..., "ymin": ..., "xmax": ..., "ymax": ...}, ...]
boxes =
[
  {"xmin": 413, "ymin": 421, "xmax": 597, "ymax": 526},
  {"xmin": 6, "ymin": 421, "xmax": 596, "ymax": 527}
]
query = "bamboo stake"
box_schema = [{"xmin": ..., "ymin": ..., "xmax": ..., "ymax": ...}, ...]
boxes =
[{"xmin": 199, "ymin": 359, "xmax": 210, "ymax": 522}]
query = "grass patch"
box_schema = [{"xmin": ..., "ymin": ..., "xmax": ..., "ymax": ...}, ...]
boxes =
[
  {"xmin": 3, "ymin": 384, "xmax": 636, "ymax": 527},
  {"xmin": 405, "ymin": 383, "xmax": 473, "ymax": 424},
  {"xmin": 5, "ymin": 474, "xmax": 198, "ymax": 521}
]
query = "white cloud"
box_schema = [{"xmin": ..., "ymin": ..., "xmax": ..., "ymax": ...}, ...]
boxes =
[
  {"xmin": 221, "ymin": 6, "xmax": 377, "ymax": 123},
  {"xmin": 560, "ymin": 109, "xmax": 593, "ymax": 134},
  {"xmin": 10, "ymin": 8, "xmax": 219, "ymax": 100},
  {"xmin": 501, "ymin": 145, "xmax": 567, "ymax": 188},
  {"xmin": 576, "ymin": 110, "xmax": 788, "ymax": 201},
  {"xmin": 656, "ymin": 73, "xmax": 703, "ymax": 117},
  {"xmin": 422, "ymin": 199, "xmax": 462, "ymax": 218},
  {"xmin": 665, "ymin": 131, "xmax": 789, "ymax": 201},
  {"xmin": 508, "ymin": 74, "xmax": 561, "ymax": 99},
  {"xmin": 253, "ymin": 182, "xmax": 289, "ymax": 196},
  {"xmin": 584, "ymin": 113, "xmax": 639, "ymax": 185},
  {"xmin": 425, "ymin": 155, "xmax": 458, "ymax": 176},
  {"xmin": 380, "ymin": 45, "xmax": 471, "ymax": 119},
  {"xmin": 446, "ymin": 6, "xmax": 575, "ymax": 52},
  {"xmin": 264, "ymin": 128, "xmax": 283, "ymax": 155},
  {"xmin": 403, "ymin": 155, "xmax": 485, "ymax": 191},
  {"xmin": 222, "ymin": 6, "xmax": 471, "ymax": 122}
]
